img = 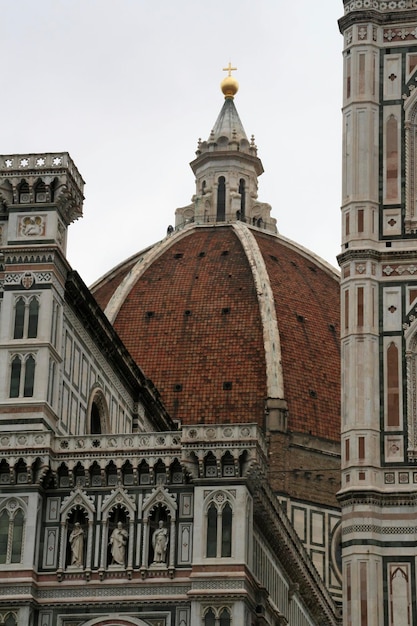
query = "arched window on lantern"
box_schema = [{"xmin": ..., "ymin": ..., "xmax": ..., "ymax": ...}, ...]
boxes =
[
  {"xmin": 217, "ymin": 176, "xmax": 226, "ymax": 221},
  {"xmin": 239, "ymin": 178, "xmax": 246, "ymax": 221}
]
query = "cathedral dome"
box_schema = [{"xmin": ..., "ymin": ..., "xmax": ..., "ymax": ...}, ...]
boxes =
[
  {"xmin": 92, "ymin": 222, "xmax": 340, "ymax": 442},
  {"xmin": 92, "ymin": 76, "xmax": 340, "ymax": 444}
]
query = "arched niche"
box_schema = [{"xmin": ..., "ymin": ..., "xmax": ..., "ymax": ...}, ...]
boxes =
[
  {"xmin": 59, "ymin": 489, "xmax": 95, "ymax": 577},
  {"xmin": 100, "ymin": 487, "xmax": 135, "ymax": 574},
  {"xmin": 141, "ymin": 485, "xmax": 177, "ymax": 574}
]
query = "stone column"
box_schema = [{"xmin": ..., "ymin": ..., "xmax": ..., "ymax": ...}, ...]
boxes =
[
  {"xmin": 85, "ymin": 519, "xmax": 93, "ymax": 578},
  {"xmin": 141, "ymin": 518, "xmax": 149, "ymax": 570},
  {"xmin": 169, "ymin": 518, "xmax": 176, "ymax": 570}
]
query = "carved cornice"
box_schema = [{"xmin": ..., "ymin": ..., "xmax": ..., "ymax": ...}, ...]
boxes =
[
  {"xmin": 338, "ymin": 246, "xmax": 417, "ymax": 266},
  {"xmin": 339, "ymin": 6, "xmax": 417, "ymax": 33},
  {"xmin": 338, "ymin": 488, "xmax": 417, "ymax": 507}
]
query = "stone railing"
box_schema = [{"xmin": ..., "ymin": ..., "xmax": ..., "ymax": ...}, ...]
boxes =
[
  {"xmin": 54, "ymin": 432, "xmax": 181, "ymax": 453},
  {"xmin": 182, "ymin": 423, "xmax": 267, "ymax": 455},
  {"xmin": 0, "ymin": 431, "xmax": 53, "ymax": 450}
]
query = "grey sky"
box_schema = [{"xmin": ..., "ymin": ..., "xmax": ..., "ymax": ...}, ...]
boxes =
[{"xmin": 1, "ymin": 0, "xmax": 343, "ymax": 286}]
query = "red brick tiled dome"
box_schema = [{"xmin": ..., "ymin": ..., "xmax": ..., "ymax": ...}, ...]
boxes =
[{"xmin": 92, "ymin": 223, "xmax": 340, "ymax": 442}]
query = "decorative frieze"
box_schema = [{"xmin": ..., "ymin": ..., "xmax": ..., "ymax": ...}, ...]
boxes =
[{"xmin": 345, "ymin": 0, "xmax": 417, "ymax": 13}]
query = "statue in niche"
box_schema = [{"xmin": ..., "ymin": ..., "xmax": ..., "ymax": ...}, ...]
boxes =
[
  {"xmin": 152, "ymin": 520, "xmax": 169, "ymax": 564},
  {"xmin": 109, "ymin": 521, "xmax": 128, "ymax": 566},
  {"xmin": 69, "ymin": 522, "xmax": 85, "ymax": 567}
]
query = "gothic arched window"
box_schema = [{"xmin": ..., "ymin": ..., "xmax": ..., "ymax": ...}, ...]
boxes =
[
  {"xmin": 28, "ymin": 298, "xmax": 39, "ymax": 338},
  {"xmin": 205, "ymin": 494, "xmax": 234, "ymax": 558},
  {"xmin": 221, "ymin": 502, "xmax": 232, "ymax": 557},
  {"xmin": 9, "ymin": 355, "xmax": 22, "ymax": 398},
  {"xmin": 204, "ymin": 609, "xmax": 216, "ymax": 626},
  {"xmin": 24, "ymin": 355, "xmax": 36, "ymax": 397},
  {"xmin": 13, "ymin": 298, "xmax": 25, "ymax": 339},
  {"xmin": 220, "ymin": 608, "xmax": 231, "ymax": 626},
  {"xmin": 0, "ymin": 501, "xmax": 25, "ymax": 565},
  {"xmin": 13, "ymin": 296, "xmax": 39, "ymax": 339},
  {"xmin": 9, "ymin": 354, "xmax": 36, "ymax": 398},
  {"xmin": 206, "ymin": 503, "xmax": 217, "ymax": 557}
]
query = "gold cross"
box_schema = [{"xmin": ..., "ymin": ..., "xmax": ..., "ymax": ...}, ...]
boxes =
[{"xmin": 223, "ymin": 62, "xmax": 237, "ymax": 77}]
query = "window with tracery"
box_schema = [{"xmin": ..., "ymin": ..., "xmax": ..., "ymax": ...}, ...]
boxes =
[
  {"xmin": 219, "ymin": 608, "xmax": 231, "ymax": 626},
  {"xmin": 4, "ymin": 613, "xmax": 17, "ymax": 626},
  {"xmin": 204, "ymin": 608, "xmax": 231, "ymax": 626},
  {"xmin": 13, "ymin": 296, "xmax": 39, "ymax": 339},
  {"xmin": 206, "ymin": 496, "xmax": 233, "ymax": 558},
  {"xmin": 9, "ymin": 354, "xmax": 36, "ymax": 398},
  {"xmin": 204, "ymin": 608, "xmax": 215, "ymax": 626},
  {"xmin": 0, "ymin": 501, "xmax": 25, "ymax": 565}
]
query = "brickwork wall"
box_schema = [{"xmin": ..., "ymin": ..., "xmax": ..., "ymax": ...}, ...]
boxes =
[{"xmin": 269, "ymin": 432, "xmax": 340, "ymax": 509}]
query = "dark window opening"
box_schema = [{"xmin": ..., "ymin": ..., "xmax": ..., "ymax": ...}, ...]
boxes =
[
  {"xmin": 217, "ymin": 176, "xmax": 226, "ymax": 221},
  {"xmin": 10, "ymin": 356, "xmax": 22, "ymax": 398},
  {"xmin": 221, "ymin": 503, "xmax": 232, "ymax": 557},
  {"xmin": 18, "ymin": 180, "xmax": 30, "ymax": 204},
  {"xmin": 206, "ymin": 504, "xmax": 217, "ymax": 557},
  {"xmin": 204, "ymin": 609, "xmax": 216, "ymax": 626},
  {"xmin": 91, "ymin": 402, "xmax": 102, "ymax": 434},
  {"xmin": 239, "ymin": 178, "xmax": 246, "ymax": 221},
  {"xmin": 23, "ymin": 355, "xmax": 35, "ymax": 397},
  {"xmin": 13, "ymin": 298, "xmax": 25, "ymax": 339},
  {"xmin": 28, "ymin": 298, "xmax": 39, "ymax": 338}
]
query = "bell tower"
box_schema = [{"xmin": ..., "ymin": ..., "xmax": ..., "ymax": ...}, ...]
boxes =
[
  {"xmin": 0, "ymin": 152, "xmax": 84, "ymax": 434},
  {"xmin": 339, "ymin": 2, "xmax": 417, "ymax": 624}
]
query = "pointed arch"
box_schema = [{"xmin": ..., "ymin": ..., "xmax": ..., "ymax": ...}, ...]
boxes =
[
  {"xmin": 17, "ymin": 179, "xmax": 29, "ymax": 204},
  {"xmin": 34, "ymin": 178, "xmax": 47, "ymax": 203},
  {"xmin": 203, "ymin": 490, "xmax": 235, "ymax": 559},
  {"xmin": 0, "ymin": 497, "xmax": 27, "ymax": 565},
  {"xmin": 59, "ymin": 489, "xmax": 95, "ymax": 572},
  {"xmin": 86, "ymin": 386, "xmax": 110, "ymax": 435},
  {"xmin": 60, "ymin": 488, "xmax": 96, "ymax": 522}
]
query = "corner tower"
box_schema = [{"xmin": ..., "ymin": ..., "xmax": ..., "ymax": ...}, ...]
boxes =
[
  {"xmin": 0, "ymin": 153, "xmax": 84, "ymax": 433},
  {"xmin": 339, "ymin": 3, "xmax": 417, "ymax": 624},
  {"xmin": 175, "ymin": 65, "xmax": 277, "ymax": 233}
]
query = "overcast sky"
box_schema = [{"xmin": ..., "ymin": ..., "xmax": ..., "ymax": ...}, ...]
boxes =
[{"xmin": 1, "ymin": 0, "xmax": 344, "ymax": 286}]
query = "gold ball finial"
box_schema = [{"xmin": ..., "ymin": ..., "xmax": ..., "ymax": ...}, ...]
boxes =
[{"xmin": 221, "ymin": 62, "xmax": 239, "ymax": 99}]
